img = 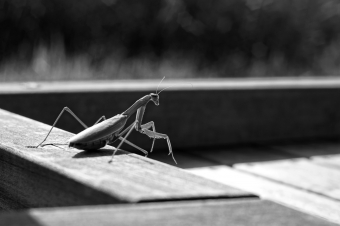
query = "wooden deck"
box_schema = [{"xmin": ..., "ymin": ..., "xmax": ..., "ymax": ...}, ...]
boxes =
[
  {"xmin": 149, "ymin": 142, "xmax": 340, "ymax": 224},
  {"xmin": 0, "ymin": 109, "xmax": 339, "ymax": 225},
  {"xmin": 185, "ymin": 143, "xmax": 340, "ymax": 224},
  {"xmin": 1, "ymin": 78, "xmax": 340, "ymax": 225}
]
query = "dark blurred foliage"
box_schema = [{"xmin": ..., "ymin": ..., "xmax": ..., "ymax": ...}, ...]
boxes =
[{"xmin": 1, "ymin": 0, "xmax": 340, "ymax": 77}]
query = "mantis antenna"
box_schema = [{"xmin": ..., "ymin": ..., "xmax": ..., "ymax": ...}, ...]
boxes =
[
  {"xmin": 157, "ymin": 83, "xmax": 193, "ymax": 95},
  {"xmin": 156, "ymin": 76, "xmax": 193, "ymax": 95},
  {"xmin": 155, "ymin": 76, "xmax": 166, "ymax": 94},
  {"xmin": 157, "ymin": 85, "xmax": 173, "ymax": 94}
]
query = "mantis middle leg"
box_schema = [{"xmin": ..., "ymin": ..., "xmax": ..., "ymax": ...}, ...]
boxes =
[
  {"xmin": 113, "ymin": 121, "xmax": 148, "ymax": 156},
  {"xmin": 109, "ymin": 122, "xmax": 137, "ymax": 162}
]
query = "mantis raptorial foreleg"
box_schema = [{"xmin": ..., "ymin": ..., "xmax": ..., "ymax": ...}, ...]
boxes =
[
  {"xmin": 140, "ymin": 121, "xmax": 156, "ymax": 153},
  {"xmin": 141, "ymin": 126, "xmax": 177, "ymax": 164}
]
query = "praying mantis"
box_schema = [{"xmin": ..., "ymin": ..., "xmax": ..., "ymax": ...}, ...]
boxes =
[{"xmin": 29, "ymin": 77, "xmax": 177, "ymax": 164}]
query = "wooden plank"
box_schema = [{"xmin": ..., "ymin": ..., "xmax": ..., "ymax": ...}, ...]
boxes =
[
  {"xmin": 0, "ymin": 189, "xmax": 26, "ymax": 210},
  {"xmin": 235, "ymin": 159, "xmax": 340, "ymax": 201},
  {"xmin": 269, "ymin": 142, "xmax": 340, "ymax": 170},
  {"xmin": 2, "ymin": 78, "xmax": 340, "ymax": 151},
  {"xmin": 188, "ymin": 166, "xmax": 340, "ymax": 224},
  {"xmin": 5, "ymin": 77, "xmax": 340, "ymax": 94},
  {"xmin": 0, "ymin": 199, "xmax": 338, "ymax": 226},
  {"xmin": 270, "ymin": 142, "xmax": 340, "ymax": 158},
  {"xmin": 185, "ymin": 146, "xmax": 297, "ymax": 166},
  {"xmin": 312, "ymin": 154, "xmax": 340, "ymax": 171},
  {"xmin": 0, "ymin": 109, "xmax": 252, "ymax": 209}
]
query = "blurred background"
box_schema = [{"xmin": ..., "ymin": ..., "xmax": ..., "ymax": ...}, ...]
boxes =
[{"xmin": 1, "ymin": 0, "xmax": 340, "ymax": 81}]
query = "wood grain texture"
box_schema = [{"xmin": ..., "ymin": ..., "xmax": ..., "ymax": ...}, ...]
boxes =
[
  {"xmin": 0, "ymin": 109, "xmax": 251, "ymax": 209},
  {"xmin": 1, "ymin": 78, "xmax": 340, "ymax": 151},
  {"xmin": 0, "ymin": 199, "xmax": 338, "ymax": 226},
  {"xmin": 235, "ymin": 159, "xmax": 340, "ymax": 201},
  {"xmin": 188, "ymin": 166, "xmax": 340, "ymax": 224}
]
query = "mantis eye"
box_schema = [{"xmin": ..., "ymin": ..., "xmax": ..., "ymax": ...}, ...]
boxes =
[{"xmin": 150, "ymin": 93, "xmax": 159, "ymax": 103}]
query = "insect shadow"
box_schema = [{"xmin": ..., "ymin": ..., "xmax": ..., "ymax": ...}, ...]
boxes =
[{"xmin": 72, "ymin": 148, "xmax": 127, "ymax": 159}]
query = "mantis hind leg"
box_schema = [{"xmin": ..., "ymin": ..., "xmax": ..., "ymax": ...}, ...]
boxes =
[
  {"xmin": 94, "ymin": 116, "xmax": 106, "ymax": 125},
  {"xmin": 32, "ymin": 107, "xmax": 106, "ymax": 148},
  {"xmin": 31, "ymin": 107, "xmax": 87, "ymax": 148}
]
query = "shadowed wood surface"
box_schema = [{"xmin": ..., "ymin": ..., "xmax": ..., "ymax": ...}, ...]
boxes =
[
  {"xmin": 0, "ymin": 109, "xmax": 252, "ymax": 210},
  {"xmin": 0, "ymin": 199, "xmax": 338, "ymax": 226}
]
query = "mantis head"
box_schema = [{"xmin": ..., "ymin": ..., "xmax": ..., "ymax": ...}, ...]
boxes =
[
  {"xmin": 151, "ymin": 76, "xmax": 166, "ymax": 106},
  {"xmin": 150, "ymin": 93, "xmax": 159, "ymax": 106},
  {"xmin": 152, "ymin": 76, "xmax": 192, "ymax": 106}
]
